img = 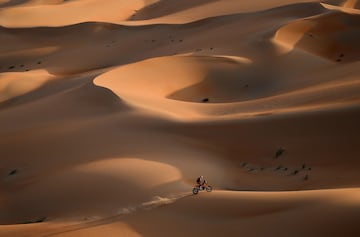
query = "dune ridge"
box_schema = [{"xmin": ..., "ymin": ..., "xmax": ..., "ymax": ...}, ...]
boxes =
[{"xmin": 0, "ymin": 0, "xmax": 359, "ymax": 236}]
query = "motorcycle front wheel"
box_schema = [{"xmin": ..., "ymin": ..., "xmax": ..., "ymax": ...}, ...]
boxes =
[
  {"xmin": 206, "ymin": 186, "xmax": 213, "ymax": 192},
  {"xmin": 192, "ymin": 188, "xmax": 199, "ymax": 195}
]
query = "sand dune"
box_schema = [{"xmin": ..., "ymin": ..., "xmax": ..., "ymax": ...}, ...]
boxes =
[
  {"xmin": 321, "ymin": 0, "xmax": 360, "ymax": 13},
  {"xmin": 0, "ymin": 0, "xmax": 157, "ymax": 27},
  {"xmin": 0, "ymin": 70, "xmax": 53, "ymax": 102},
  {"xmin": 322, "ymin": 0, "xmax": 360, "ymax": 9},
  {"xmin": 0, "ymin": 0, "xmax": 359, "ymax": 236},
  {"xmin": 274, "ymin": 10, "xmax": 360, "ymax": 61},
  {"xmin": 1, "ymin": 189, "xmax": 359, "ymax": 236},
  {"xmin": 128, "ymin": 0, "xmax": 320, "ymax": 24}
]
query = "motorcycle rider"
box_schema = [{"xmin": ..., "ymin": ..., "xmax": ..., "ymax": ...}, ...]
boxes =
[{"xmin": 196, "ymin": 175, "xmax": 207, "ymax": 189}]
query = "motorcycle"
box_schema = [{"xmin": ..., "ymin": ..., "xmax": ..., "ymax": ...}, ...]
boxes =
[{"xmin": 192, "ymin": 182, "xmax": 213, "ymax": 195}]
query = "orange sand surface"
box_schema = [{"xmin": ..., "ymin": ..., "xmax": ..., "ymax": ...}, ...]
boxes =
[{"xmin": 1, "ymin": 0, "xmax": 360, "ymax": 236}]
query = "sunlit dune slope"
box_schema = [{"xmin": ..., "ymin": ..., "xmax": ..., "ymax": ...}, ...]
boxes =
[{"xmin": 0, "ymin": 0, "xmax": 157, "ymax": 27}]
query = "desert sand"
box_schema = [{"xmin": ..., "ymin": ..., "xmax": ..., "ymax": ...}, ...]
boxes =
[{"xmin": 0, "ymin": 0, "xmax": 360, "ymax": 236}]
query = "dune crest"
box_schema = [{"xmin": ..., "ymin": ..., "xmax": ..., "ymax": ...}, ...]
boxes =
[{"xmin": 273, "ymin": 11, "xmax": 360, "ymax": 61}]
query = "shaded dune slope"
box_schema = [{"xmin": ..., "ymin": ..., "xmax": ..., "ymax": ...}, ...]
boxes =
[{"xmin": 128, "ymin": 0, "xmax": 220, "ymax": 21}]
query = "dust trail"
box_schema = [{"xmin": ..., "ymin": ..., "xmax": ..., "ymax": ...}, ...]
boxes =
[
  {"xmin": 40, "ymin": 192, "xmax": 191, "ymax": 237},
  {"xmin": 118, "ymin": 193, "xmax": 189, "ymax": 215}
]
